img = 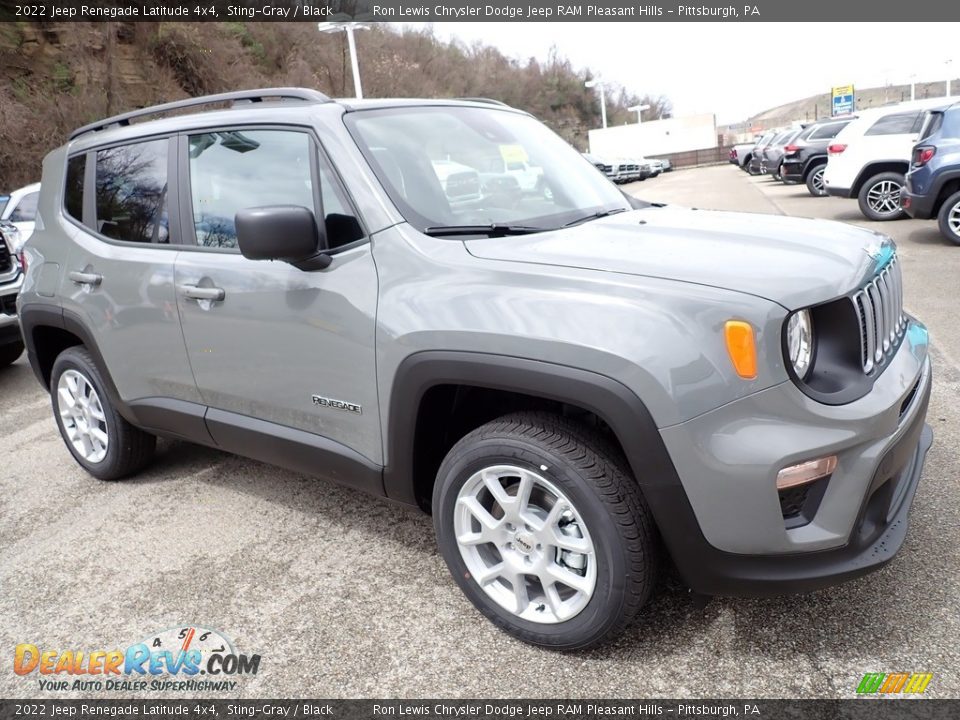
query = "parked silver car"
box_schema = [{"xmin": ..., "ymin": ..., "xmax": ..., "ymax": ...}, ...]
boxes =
[{"xmin": 19, "ymin": 88, "xmax": 933, "ymax": 650}]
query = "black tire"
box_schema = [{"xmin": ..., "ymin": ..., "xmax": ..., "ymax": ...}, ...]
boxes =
[
  {"xmin": 857, "ymin": 172, "xmax": 907, "ymax": 221},
  {"xmin": 937, "ymin": 190, "xmax": 960, "ymax": 246},
  {"xmin": 772, "ymin": 163, "xmax": 783, "ymax": 182},
  {"xmin": 433, "ymin": 411, "xmax": 658, "ymax": 650},
  {"xmin": 50, "ymin": 346, "xmax": 156, "ymax": 480},
  {"xmin": 0, "ymin": 339, "xmax": 24, "ymax": 368},
  {"xmin": 741, "ymin": 154, "xmax": 752, "ymax": 172},
  {"xmin": 805, "ymin": 163, "xmax": 827, "ymax": 197}
]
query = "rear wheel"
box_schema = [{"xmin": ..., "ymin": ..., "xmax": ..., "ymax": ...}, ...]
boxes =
[
  {"xmin": 805, "ymin": 164, "xmax": 827, "ymax": 197},
  {"xmin": 51, "ymin": 346, "xmax": 156, "ymax": 480},
  {"xmin": 936, "ymin": 190, "xmax": 960, "ymax": 245},
  {"xmin": 0, "ymin": 339, "xmax": 23, "ymax": 368},
  {"xmin": 858, "ymin": 172, "xmax": 907, "ymax": 221},
  {"xmin": 433, "ymin": 412, "xmax": 658, "ymax": 650}
]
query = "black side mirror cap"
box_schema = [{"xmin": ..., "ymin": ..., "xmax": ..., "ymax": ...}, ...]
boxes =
[{"xmin": 236, "ymin": 205, "xmax": 331, "ymax": 270}]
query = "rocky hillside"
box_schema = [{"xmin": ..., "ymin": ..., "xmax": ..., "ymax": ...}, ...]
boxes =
[{"xmin": 0, "ymin": 21, "xmax": 667, "ymax": 191}]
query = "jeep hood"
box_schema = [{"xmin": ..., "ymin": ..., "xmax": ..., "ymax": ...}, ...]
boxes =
[{"xmin": 464, "ymin": 207, "xmax": 892, "ymax": 310}]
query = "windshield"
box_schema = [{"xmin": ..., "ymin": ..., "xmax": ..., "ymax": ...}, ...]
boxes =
[{"xmin": 345, "ymin": 106, "xmax": 631, "ymax": 234}]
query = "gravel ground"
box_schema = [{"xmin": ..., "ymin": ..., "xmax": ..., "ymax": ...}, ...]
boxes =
[{"xmin": 1, "ymin": 165, "xmax": 957, "ymax": 699}]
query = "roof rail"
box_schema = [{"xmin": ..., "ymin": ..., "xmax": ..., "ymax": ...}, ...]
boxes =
[
  {"xmin": 458, "ymin": 97, "xmax": 510, "ymax": 107},
  {"xmin": 69, "ymin": 87, "xmax": 332, "ymax": 141}
]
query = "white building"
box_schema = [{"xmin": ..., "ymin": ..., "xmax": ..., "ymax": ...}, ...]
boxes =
[{"xmin": 588, "ymin": 113, "xmax": 718, "ymax": 157}]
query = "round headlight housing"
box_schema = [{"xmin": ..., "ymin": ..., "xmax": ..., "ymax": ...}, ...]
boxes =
[{"xmin": 786, "ymin": 309, "xmax": 814, "ymax": 380}]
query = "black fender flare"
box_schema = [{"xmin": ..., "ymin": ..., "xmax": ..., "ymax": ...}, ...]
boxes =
[
  {"xmin": 19, "ymin": 304, "xmax": 133, "ymax": 423},
  {"xmin": 382, "ymin": 351, "xmax": 684, "ymax": 504},
  {"xmin": 931, "ymin": 169, "xmax": 960, "ymax": 206}
]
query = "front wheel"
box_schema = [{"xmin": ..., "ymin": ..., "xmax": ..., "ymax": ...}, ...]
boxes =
[
  {"xmin": 805, "ymin": 164, "xmax": 827, "ymax": 197},
  {"xmin": 937, "ymin": 190, "xmax": 960, "ymax": 245},
  {"xmin": 858, "ymin": 172, "xmax": 907, "ymax": 221},
  {"xmin": 433, "ymin": 412, "xmax": 658, "ymax": 650}
]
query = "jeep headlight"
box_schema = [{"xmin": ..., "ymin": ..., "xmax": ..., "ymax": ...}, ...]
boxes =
[{"xmin": 786, "ymin": 310, "xmax": 814, "ymax": 380}]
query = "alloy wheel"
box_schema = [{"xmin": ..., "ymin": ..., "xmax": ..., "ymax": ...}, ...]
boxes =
[
  {"xmin": 811, "ymin": 167, "xmax": 825, "ymax": 194},
  {"xmin": 453, "ymin": 465, "xmax": 597, "ymax": 624},
  {"xmin": 57, "ymin": 369, "xmax": 109, "ymax": 463},
  {"xmin": 866, "ymin": 180, "xmax": 903, "ymax": 216}
]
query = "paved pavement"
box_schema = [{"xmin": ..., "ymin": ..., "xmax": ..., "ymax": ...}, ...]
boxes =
[{"xmin": 1, "ymin": 165, "xmax": 958, "ymax": 699}]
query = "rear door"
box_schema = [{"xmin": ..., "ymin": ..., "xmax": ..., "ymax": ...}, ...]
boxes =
[
  {"xmin": 172, "ymin": 126, "xmax": 382, "ymax": 465},
  {"xmin": 60, "ymin": 137, "xmax": 200, "ymax": 406}
]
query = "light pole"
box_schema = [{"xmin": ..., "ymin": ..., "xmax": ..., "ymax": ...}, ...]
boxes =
[
  {"xmin": 318, "ymin": 22, "xmax": 370, "ymax": 99},
  {"xmin": 627, "ymin": 104, "xmax": 651, "ymax": 124},
  {"xmin": 585, "ymin": 79, "xmax": 607, "ymax": 129},
  {"xmin": 909, "ymin": 73, "xmax": 917, "ymax": 101},
  {"xmin": 946, "ymin": 59, "xmax": 953, "ymax": 98}
]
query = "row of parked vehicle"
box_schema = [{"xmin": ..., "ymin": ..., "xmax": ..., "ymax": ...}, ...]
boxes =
[
  {"xmin": 583, "ymin": 153, "xmax": 672, "ymax": 184},
  {"xmin": 0, "ymin": 182, "xmax": 41, "ymax": 366},
  {"xmin": 729, "ymin": 97, "xmax": 960, "ymax": 244}
]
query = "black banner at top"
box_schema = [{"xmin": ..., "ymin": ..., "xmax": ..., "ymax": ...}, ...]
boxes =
[{"xmin": 2, "ymin": 0, "xmax": 960, "ymax": 22}]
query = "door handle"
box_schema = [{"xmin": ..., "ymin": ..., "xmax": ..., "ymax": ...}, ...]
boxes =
[
  {"xmin": 179, "ymin": 284, "xmax": 225, "ymax": 302},
  {"xmin": 68, "ymin": 270, "xmax": 103, "ymax": 286}
]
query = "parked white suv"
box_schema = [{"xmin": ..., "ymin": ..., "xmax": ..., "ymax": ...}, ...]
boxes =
[
  {"xmin": 0, "ymin": 182, "xmax": 41, "ymax": 249},
  {"xmin": 823, "ymin": 98, "xmax": 947, "ymax": 221}
]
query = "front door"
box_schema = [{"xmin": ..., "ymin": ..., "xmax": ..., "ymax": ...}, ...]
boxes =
[{"xmin": 173, "ymin": 127, "xmax": 381, "ymax": 465}]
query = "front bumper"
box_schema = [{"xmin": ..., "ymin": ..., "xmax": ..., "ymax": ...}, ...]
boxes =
[
  {"xmin": 647, "ymin": 323, "xmax": 932, "ymax": 597},
  {"xmin": 0, "ymin": 273, "xmax": 23, "ymax": 348}
]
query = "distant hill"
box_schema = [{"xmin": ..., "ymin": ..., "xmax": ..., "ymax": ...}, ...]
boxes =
[
  {"xmin": 721, "ymin": 79, "xmax": 958, "ymax": 141},
  {"xmin": 0, "ymin": 22, "xmax": 664, "ymax": 191}
]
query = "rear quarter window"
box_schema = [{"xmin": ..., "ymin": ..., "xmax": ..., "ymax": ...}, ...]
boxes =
[
  {"xmin": 65, "ymin": 155, "xmax": 85, "ymax": 222},
  {"xmin": 920, "ymin": 112, "xmax": 944, "ymax": 141},
  {"xmin": 865, "ymin": 112, "xmax": 922, "ymax": 136}
]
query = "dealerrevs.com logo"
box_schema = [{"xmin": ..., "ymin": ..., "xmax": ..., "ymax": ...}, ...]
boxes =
[{"xmin": 14, "ymin": 626, "xmax": 261, "ymax": 692}]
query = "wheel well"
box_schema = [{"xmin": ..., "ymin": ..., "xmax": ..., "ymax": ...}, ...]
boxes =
[
  {"xmin": 934, "ymin": 178, "xmax": 960, "ymax": 215},
  {"xmin": 31, "ymin": 325, "xmax": 82, "ymax": 389},
  {"xmin": 411, "ymin": 384, "xmax": 627, "ymax": 512},
  {"xmin": 852, "ymin": 162, "xmax": 909, "ymax": 195},
  {"xmin": 803, "ymin": 158, "xmax": 826, "ymax": 179}
]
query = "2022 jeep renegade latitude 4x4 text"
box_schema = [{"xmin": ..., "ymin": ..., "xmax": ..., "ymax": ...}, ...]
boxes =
[{"xmin": 18, "ymin": 89, "xmax": 933, "ymax": 649}]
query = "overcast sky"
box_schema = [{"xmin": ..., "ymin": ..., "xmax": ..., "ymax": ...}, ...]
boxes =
[{"xmin": 399, "ymin": 23, "xmax": 959, "ymax": 124}]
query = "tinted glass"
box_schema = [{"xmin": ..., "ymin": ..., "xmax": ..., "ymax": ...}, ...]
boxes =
[
  {"xmin": 189, "ymin": 130, "xmax": 315, "ymax": 249},
  {"xmin": 346, "ymin": 106, "xmax": 630, "ymax": 232},
  {"xmin": 65, "ymin": 155, "xmax": 86, "ymax": 222},
  {"xmin": 10, "ymin": 192, "xmax": 39, "ymax": 222},
  {"xmin": 920, "ymin": 112, "xmax": 944, "ymax": 140},
  {"xmin": 316, "ymin": 161, "xmax": 364, "ymax": 248},
  {"xmin": 865, "ymin": 112, "xmax": 921, "ymax": 136},
  {"xmin": 808, "ymin": 121, "xmax": 849, "ymax": 140},
  {"xmin": 0, "ymin": 197, "xmax": 8, "ymax": 216},
  {"xmin": 95, "ymin": 140, "xmax": 168, "ymax": 243}
]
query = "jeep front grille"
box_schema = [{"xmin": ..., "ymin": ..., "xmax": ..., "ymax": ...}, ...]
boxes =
[
  {"xmin": 852, "ymin": 254, "xmax": 905, "ymax": 374},
  {"xmin": 0, "ymin": 234, "xmax": 11, "ymax": 275}
]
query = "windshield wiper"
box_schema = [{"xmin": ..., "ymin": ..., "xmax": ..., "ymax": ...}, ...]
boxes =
[
  {"xmin": 423, "ymin": 224, "xmax": 544, "ymax": 238},
  {"xmin": 562, "ymin": 207, "xmax": 629, "ymax": 228}
]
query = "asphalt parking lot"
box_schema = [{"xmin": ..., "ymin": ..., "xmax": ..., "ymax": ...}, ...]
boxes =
[{"xmin": 2, "ymin": 164, "xmax": 958, "ymax": 699}]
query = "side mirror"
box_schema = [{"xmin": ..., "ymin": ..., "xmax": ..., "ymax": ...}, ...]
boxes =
[{"xmin": 236, "ymin": 205, "xmax": 331, "ymax": 271}]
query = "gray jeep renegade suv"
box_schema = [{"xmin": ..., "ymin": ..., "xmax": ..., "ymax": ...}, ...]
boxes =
[{"xmin": 19, "ymin": 88, "xmax": 933, "ymax": 649}]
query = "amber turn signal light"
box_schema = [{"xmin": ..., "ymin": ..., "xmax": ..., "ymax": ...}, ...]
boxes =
[{"xmin": 724, "ymin": 320, "xmax": 757, "ymax": 380}]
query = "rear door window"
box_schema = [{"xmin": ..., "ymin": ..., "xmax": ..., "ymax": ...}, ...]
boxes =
[
  {"xmin": 65, "ymin": 155, "xmax": 86, "ymax": 223},
  {"xmin": 95, "ymin": 139, "xmax": 169, "ymax": 243}
]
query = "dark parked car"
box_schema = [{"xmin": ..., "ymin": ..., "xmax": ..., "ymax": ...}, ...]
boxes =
[
  {"xmin": 762, "ymin": 128, "xmax": 805, "ymax": 181},
  {"xmin": 781, "ymin": 117, "xmax": 855, "ymax": 197},
  {"xmin": 747, "ymin": 131, "xmax": 778, "ymax": 175},
  {"xmin": 902, "ymin": 102, "xmax": 960, "ymax": 244}
]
